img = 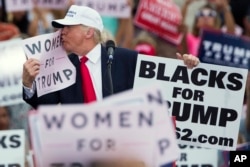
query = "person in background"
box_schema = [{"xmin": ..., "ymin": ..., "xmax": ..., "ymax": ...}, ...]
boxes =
[
  {"xmin": 242, "ymin": 5, "xmax": 250, "ymax": 37},
  {"xmin": 238, "ymin": 72, "xmax": 250, "ymax": 143},
  {"xmin": 132, "ymin": 31, "xmax": 157, "ymax": 56},
  {"xmin": 28, "ymin": 7, "xmax": 54, "ymax": 36},
  {"xmin": 179, "ymin": 0, "xmax": 237, "ymax": 56},
  {"xmin": 9, "ymin": 10, "xmax": 32, "ymax": 38},
  {"xmin": 22, "ymin": 5, "xmax": 200, "ymax": 109},
  {"xmin": 209, "ymin": 0, "xmax": 242, "ymax": 36},
  {"xmin": 115, "ymin": 0, "xmax": 134, "ymax": 49},
  {"xmin": 0, "ymin": 106, "xmax": 11, "ymax": 130},
  {"xmin": 0, "ymin": 106, "xmax": 30, "ymax": 167},
  {"xmin": 0, "ymin": 22, "xmax": 20, "ymax": 41}
]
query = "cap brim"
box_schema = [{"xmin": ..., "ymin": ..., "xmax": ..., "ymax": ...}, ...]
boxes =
[{"xmin": 51, "ymin": 19, "xmax": 81, "ymax": 28}]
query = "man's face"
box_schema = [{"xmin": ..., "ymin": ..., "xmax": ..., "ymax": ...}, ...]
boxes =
[
  {"xmin": 0, "ymin": 107, "xmax": 10, "ymax": 130},
  {"xmin": 61, "ymin": 25, "xmax": 86, "ymax": 53}
]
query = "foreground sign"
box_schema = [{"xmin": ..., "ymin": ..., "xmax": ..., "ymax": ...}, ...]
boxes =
[{"xmin": 29, "ymin": 86, "xmax": 179, "ymax": 167}]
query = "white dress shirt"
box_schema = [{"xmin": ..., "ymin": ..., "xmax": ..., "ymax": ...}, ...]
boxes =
[{"xmin": 84, "ymin": 44, "xmax": 102, "ymax": 101}]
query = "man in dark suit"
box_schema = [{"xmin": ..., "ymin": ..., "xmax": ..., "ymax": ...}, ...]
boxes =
[{"xmin": 22, "ymin": 5, "xmax": 199, "ymax": 109}]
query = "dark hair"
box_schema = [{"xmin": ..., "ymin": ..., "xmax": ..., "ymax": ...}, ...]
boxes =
[
  {"xmin": 12, "ymin": 11, "xmax": 29, "ymax": 34},
  {"xmin": 0, "ymin": 106, "xmax": 11, "ymax": 117},
  {"xmin": 0, "ymin": 0, "xmax": 7, "ymax": 22},
  {"xmin": 192, "ymin": 4, "xmax": 221, "ymax": 37}
]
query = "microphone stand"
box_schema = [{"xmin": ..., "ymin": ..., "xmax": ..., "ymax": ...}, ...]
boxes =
[{"xmin": 107, "ymin": 56, "xmax": 113, "ymax": 95}]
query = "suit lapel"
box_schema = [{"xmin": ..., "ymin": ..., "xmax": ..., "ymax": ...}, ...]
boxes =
[{"xmin": 101, "ymin": 45, "xmax": 112, "ymax": 98}]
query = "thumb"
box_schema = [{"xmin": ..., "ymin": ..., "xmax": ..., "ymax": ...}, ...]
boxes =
[{"xmin": 176, "ymin": 52, "xmax": 183, "ymax": 60}]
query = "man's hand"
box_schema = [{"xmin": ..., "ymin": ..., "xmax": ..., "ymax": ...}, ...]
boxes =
[
  {"xmin": 22, "ymin": 58, "xmax": 40, "ymax": 88},
  {"xmin": 176, "ymin": 52, "xmax": 200, "ymax": 69}
]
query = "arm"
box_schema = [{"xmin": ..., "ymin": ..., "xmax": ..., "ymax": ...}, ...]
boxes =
[
  {"xmin": 115, "ymin": 0, "xmax": 134, "ymax": 49},
  {"xmin": 22, "ymin": 58, "xmax": 40, "ymax": 108},
  {"xmin": 22, "ymin": 58, "xmax": 40, "ymax": 88},
  {"xmin": 213, "ymin": 0, "xmax": 236, "ymax": 34},
  {"xmin": 181, "ymin": 0, "xmax": 197, "ymax": 21},
  {"xmin": 178, "ymin": 0, "xmax": 198, "ymax": 54}
]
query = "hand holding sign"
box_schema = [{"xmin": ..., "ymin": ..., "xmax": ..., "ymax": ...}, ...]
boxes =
[
  {"xmin": 176, "ymin": 53, "xmax": 200, "ymax": 69},
  {"xmin": 134, "ymin": 54, "xmax": 247, "ymax": 150},
  {"xmin": 22, "ymin": 58, "xmax": 40, "ymax": 88},
  {"xmin": 21, "ymin": 30, "xmax": 76, "ymax": 97}
]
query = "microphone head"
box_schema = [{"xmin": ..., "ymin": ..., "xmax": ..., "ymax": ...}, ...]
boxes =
[{"xmin": 106, "ymin": 40, "xmax": 115, "ymax": 51}]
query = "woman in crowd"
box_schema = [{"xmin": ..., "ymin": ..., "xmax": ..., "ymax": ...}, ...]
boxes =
[{"xmin": 179, "ymin": 0, "xmax": 236, "ymax": 56}]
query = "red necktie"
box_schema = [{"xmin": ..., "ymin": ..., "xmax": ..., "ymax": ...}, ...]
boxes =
[{"xmin": 80, "ymin": 56, "xmax": 96, "ymax": 103}]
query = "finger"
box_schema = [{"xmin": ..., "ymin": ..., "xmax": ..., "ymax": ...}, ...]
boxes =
[
  {"xmin": 188, "ymin": 56, "xmax": 199, "ymax": 68},
  {"xmin": 176, "ymin": 52, "xmax": 183, "ymax": 60}
]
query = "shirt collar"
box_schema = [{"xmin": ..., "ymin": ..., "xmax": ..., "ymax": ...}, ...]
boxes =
[
  {"xmin": 78, "ymin": 44, "xmax": 101, "ymax": 64},
  {"xmin": 86, "ymin": 44, "xmax": 101, "ymax": 64}
]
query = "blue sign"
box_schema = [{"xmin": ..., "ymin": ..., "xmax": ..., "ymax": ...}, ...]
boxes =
[{"xmin": 198, "ymin": 29, "xmax": 250, "ymax": 69}]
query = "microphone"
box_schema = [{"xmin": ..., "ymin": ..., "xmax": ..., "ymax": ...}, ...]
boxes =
[
  {"xmin": 105, "ymin": 40, "xmax": 115, "ymax": 95},
  {"xmin": 106, "ymin": 40, "xmax": 115, "ymax": 65}
]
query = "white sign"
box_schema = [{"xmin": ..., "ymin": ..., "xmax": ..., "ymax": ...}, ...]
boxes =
[
  {"xmin": 176, "ymin": 145, "xmax": 218, "ymax": 167},
  {"xmin": 0, "ymin": 38, "xmax": 26, "ymax": 106},
  {"xmin": 34, "ymin": 0, "xmax": 68, "ymax": 9},
  {"xmin": 0, "ymin": 130, "xmax": 25, "ymax": 167},
  {"xmin": 28, "ymin": 85, "xmax": 180, "ymax": 167},
  {"xmin": 5, "ymin": 0, "xmax": 33, "ymax": 12},
  {"xmin": 38, "ymin": 104, "xmax": 156, "ymax": 167},
  {"xmin": 101, "ymin": 85, "xmax": 179, "ymax": 166},
  {"xmin": 74, "ymin": 0, "xmax": 131, "ymax": 18},
  {"xmin": 133, "ymin": 54, "xmax": 248, "ymax": 150},
  {"xmin": 22, "ymin": 30, "xmax": 76, "ymax": 97}
]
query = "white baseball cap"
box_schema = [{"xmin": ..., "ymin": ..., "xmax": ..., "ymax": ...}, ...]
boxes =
[{"xmin": 52, "ymin": 5, "xmax": 104, "ymax": 32}]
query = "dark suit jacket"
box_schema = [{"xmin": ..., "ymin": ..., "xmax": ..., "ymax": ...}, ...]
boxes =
[{"xmin": 23, "ymin": 45, "xmax": 138, "ymax": 109}]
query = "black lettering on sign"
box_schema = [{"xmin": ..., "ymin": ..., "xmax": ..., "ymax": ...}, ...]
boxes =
[
  {"xmin": 138, "ymin": 61, "xmax": 244, "ymax": 91},
  {"xmin": 25, "ymin": 41, "xmax": 41, "ymax": 55},
  {"xmin": 45, "ymin": 57, "xmax": 54, "ymax": 68},
  {"xmin": 147, "ymin": 90, "xmax": 164, "ymax": 104},
  {"xmin": 43, "ymin": 114, "xmax": 65, "ymax": 129},
  {"xmin": 171, "ymin": 102, "xmax": 237, "ymax": 127},
  {"xmin": 139, "ymin": 60, "xmax": 157, "ymax": 78},
  {"xmin": 71, "ymin": 113, "xmax": 88, "ymax": 129},
  {"xmin": 172, "ymin": 87, "xmax": 204, "ymax": 101},
  {"xmin": 9, "ymin": 135, "xmax": 21, "ymax": 148},
  {"xmin": 0, "ymin": 135, "xmax": 21, "ymax": 149},
  {"xmin": 36, "ymin": 69, "xmax": 73, "ymax": 89},
  {"xmin": 170, "ymin": 66, "xmax": 189, "ymax": 84},
  {"xmin": 95, "ymin": 113, "xmax": 111, "ymax": 128},
  {"xmin": 25, "ymin": 35, "xmax": 62, "ymax": 55},
  {"xmin": 158, "ymin": 138, "xmax": 170, "ymax": 155},
  {"xmin": 77, "ymin": 138, "xmax": 116, "ymax": 151}
]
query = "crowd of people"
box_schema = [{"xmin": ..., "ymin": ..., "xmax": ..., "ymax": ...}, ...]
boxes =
[{"xmin": 1, "ymin": 0, "xmax": 250, "ymax": 166}]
